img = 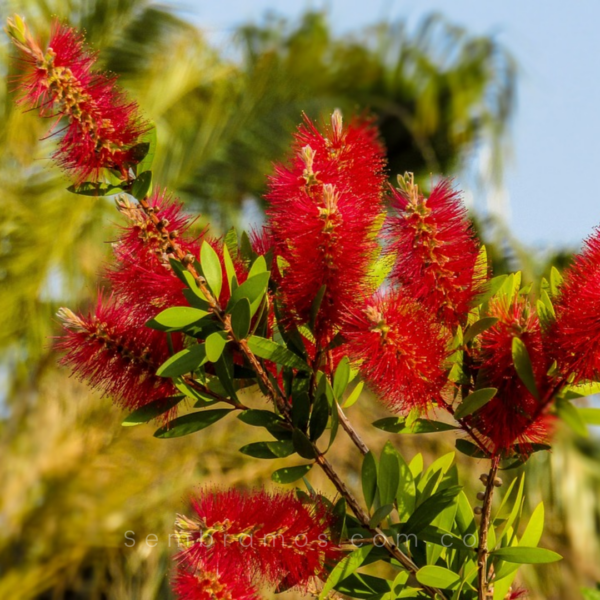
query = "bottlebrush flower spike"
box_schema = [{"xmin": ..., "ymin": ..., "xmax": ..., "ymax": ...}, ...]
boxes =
[
  {"xmin": 266, "ymin": 111, "xmax": 387, "ymax": 343},
  {"xmin": 108, "ymin": 191, "xmax": 201, "ymax": 323},
  {"xmin": 472, "ymin": 296, "xmax": 552, "ymax": 453},
  {"xmin": 551, "ymin": 229, "xmax": 600, "ymax": 382},
  {"xmin": 387, "ymin": 174, "xmax": 484, "ymax": 328},
  {"xmin": 172, "ymin": 565, "xmax": 258, "ymax": 600},
  {"xmin": 56, "ymin": 296, "xmax": 179, "ymax": 411},
  {"xmin": 6, "ymin": 16, "xmax": 147, "ymax": 181},
  {"xmin": 343, "ymin": 288, "xmax": 450, "ymax": 412},
  {"xmin": 175, "ymin": 488, "xmax": 340, "ymax": 591}
]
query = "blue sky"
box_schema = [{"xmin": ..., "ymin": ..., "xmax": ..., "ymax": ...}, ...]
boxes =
[{"xmin": 182, "ymin": 0, "xmax": 600, "ymax": 249}]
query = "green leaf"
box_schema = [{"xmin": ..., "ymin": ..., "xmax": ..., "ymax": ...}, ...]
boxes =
[
  {"xmin": 224, "ymin": 227, "xmax": 238, "ymax": 257},
  {"xmin": 67, "ymin": 181, "xmax": 125, "ymax": 196},
  {"xmin": 491, "ymin": 546, "xmax": 562, "ymax": 564},
  {"xmin": 309, "ymin": 390, "xmax": 330, "ymax": 441},
  {"xmin": 146, "ymin": 307, "xmax": 208, "ymax": 331},
  {"xmin": 333, "ymin": 356, "xmax": 351, "ymax": 400},
  {"xmin": 403, "ymin": 486, "xmax": 462, "ymax": 536},
  {"xmin": 396, "ymin": 451, "xmax": 416, "ymax": 521},
  {"xmin": 131, "ymin": 170, "xmax": 152, "ymax": 199},
  {"xmin": 247, "ymin": 336, "xmax": 310, "ymax": 371},
  {"xmin": 416, "ymin": 566, "xmax": 460, "ymax": 589},
  {"xmin": 153, "ymin": 409, "xmax": 231, "ymax": 438},
  {"xmin": 409, "ymin": 453, "xmax": 424, "ymax": 478},
  {"xmin": 293, "ymin": 429, "xmax": 318, "ymax": 459},
  {"xmin": 214, "ymin": 350, "xmax": 239, "ymax": 401},
  {"xmin": 136, "ymin": 124, "xmax": 157, "ymax": 172},
  {"xmin": 343, "ymin": 381, "xmax": 364, "ymax": 408},
  {"xmin": 520, "ymin": 502, "xmax": 545, "ymax": 547},
  {"xmin": 205, "ymin": 331, "xmax": 228, "ymax": 363},
  {"xmin": 550, "ymin": 266, "xmax": 563, "ymax": 296},
  {"xmin": 309, "ymin": 284, "xmax": 327, "ymax": 332},
  {"xmin": 319, "ymin": 545, "xmax": 373, "ymax": 600},
  {"xmin": 373, "ymin": 417, "xmax": 458, "ymax": 433},
  {"xmin": 369, "ymin": 504, "xmax": 394, "ymax": 528},
  {"xmin": 157, "ymin": 344, "xmax": 207, "ymax": 377},
  {"xmin": 292, "ymin": 391, "xmax": 311, "ymax": 431},
  {"xmin": 454, "ymin": 388, "xmax": 497, "ymax": 420},
  {"xmin": 512, "ymin": 337, "xmax": 539, "ymax": 399},
  {"xmin": 237, "ymin": 409, "xmax": 284, "ymax": 428},
  {"xmin": 557, "ymin": 399, "xmax": 588, "ymax": 437},
  {"xmin": 378, "ymin": 441, "xmax": 400, "ymax": 506},
  {"xmin": 121, "ymin": 396, "xmax": 184, "ymax": 426},
  {"xmin": 578, "ymin": 408, "xmax": 600, "ymax": 425},
  {"xmin": 271, "ymin": 464, "xmax": 313, "ymax": 484},
  {"xmin": 200, "ymin": 241, "xmax": 223, "ymax": 299},
  {"xmin": 239, "ymin": 440, "xmax": 295, "ymax": 459},
  {"xmin": 127, "ymin": 141, "xmax": 151, "ymax": 166},
  {"xmin": 361, "ymin": 451, "xmax": 378, "ymax": 511},
  {"xmin": 463, "ymin": 317, "xmax": 499, "ymax": 343},
  {"xmin": 229, "ymin": 298, "xmax": 251, "ymax": 339},
  {"xmin": 228, "ymin": 272, "xmax": 270, "ymax": 317},
  {"xmin": 222, "ymin": 243, "xmax": 238, "ymax": 292},
  {"xmin": 564, "ymin": 381, "xmax": 600, "ymax": 399},
  {"xmin": 455, "ymin": 439, "xmax": 488, "ymax": 459},
  {"xmin": 248, "ymin": 255, "xmax": 267, "ymax": 278}
]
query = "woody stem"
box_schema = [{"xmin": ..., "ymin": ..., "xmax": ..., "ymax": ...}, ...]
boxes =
[{"xmin": 477, "ymin": 456, "xmax": 500, "ymax": 600}]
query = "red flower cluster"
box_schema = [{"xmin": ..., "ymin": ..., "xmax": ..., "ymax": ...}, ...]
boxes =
[
  {"xmin": 173, "ymin": 488, "xmax": 339, "ymax": 595},
  {"xmin": 8, "ymin": 17, "xmax": 147, "ymax": 181},
  {"xmin": 472, "ymin": 297, "xmax": 552, "ymax": 453},
  {"xmin": 387, "ymin": 177, "xmax": 483, "ymax": 328},
  {"xmin": 266, "ymin": 111, "xmax": 386, "ymax": 343},
  {"xmin": 57, "ymin": 296, "xmax": 179, "ymax": 411},
  {"xmin": 343, "ymin": 289, "xmax": 450, "ymax": 411},
  {"xmin": 172, "ymin": 566, "xmax": 259, "ymax": 600},
  {"xmin": 108, "ymin": 190, "xmax": 201, "ymax": 322},
  {"xmin": 551, "ymin": 229, "xmax": 600, "ymax": 382}
]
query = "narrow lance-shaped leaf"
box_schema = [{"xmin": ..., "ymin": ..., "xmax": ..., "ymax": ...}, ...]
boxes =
[
  {"xmin": 229, "ymin": 298, "xmax": 251, "ymax": 339},
  {"xmin": 131, "ymin": 170, "xmax": 152, "ymax": 199},
  {"xmin": 454, "ymin": 388, "xmax": 497, "ymax": 420},
  {"xmin": 271, "ymin": 464, "xmax": 313, "ymax": 484},
  {"xmin": 201, "ymin": 240, "xmax": 223, "ymax": 299},
  {"xmin": 512, "ymin": 337, "xmax": 539, "ymax": 399},
  {"xmin": 247, "ymin": 335, "xmax": 311, "ymax": 371},
  {"xmin": 122, "ymin": 396, "xmax": 185, "ymax": 426},
  {"xmin": 157, "ymin": 344, "xmax": 207, "ymax": 378},
  {"xmin": 154, "ymin": 409, "xmax": 232, "ymax": 438}
]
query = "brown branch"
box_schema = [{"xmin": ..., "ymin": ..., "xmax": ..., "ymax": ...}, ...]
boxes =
[
  {"xmin": 336, "ymin": 403, "xmax": 369, "ymax": 456},
  {"xmin": 476, "ymin": 456, "xmax": 500, "ymax": 599},
  {"xmin": 135, "ymin": 194, "xmax": 288, "ymax": 416},
  {"xmin": 315, "ymin": 453, "xmax": 447, "ymax": 600}
]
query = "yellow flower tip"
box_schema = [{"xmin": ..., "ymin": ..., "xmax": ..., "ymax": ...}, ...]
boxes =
[{"xmin": 5, "ymin": 14, "xmax": 43, "ymax": 60}]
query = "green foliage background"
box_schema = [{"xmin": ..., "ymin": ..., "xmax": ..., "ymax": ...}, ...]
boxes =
[{"xmin": 0, "ymin": 1, "xmax": 598, "ymax": 598}]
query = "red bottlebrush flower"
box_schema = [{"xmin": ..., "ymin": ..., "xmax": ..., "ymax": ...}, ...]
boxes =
[
  {"xmin": 172, "ymin": 565, "xmax": 258, "ymax": 600},
  {"xmin": 387, "ymin": 176, "xmax": 484, "ymax": 328},
  {"xmin": 7, "ymin": 17, "xmax": 147, "ymax": 181},
  {"xmin": 56, "ymin": 295, "xmax": 179, "ymax": 411},
  {"xmin": 472, "ymin": 297, "xmax": 552, "ymax": 453},
  {"xmin": 266, "ymin": 111, "xmax": 387, "ymax": 343},
  {"xmin": 107, "ymin": 191, "xmax": 201, "ymax": 323},
  {"xmin": 108, "ymin": 191, "xmax": 248, "ymax": 321},
  {"xmin": 551, "ymin": 229, "xmax": 600, "ymax": 382},
  {"xmin": 343, "ymin": 288, "xmax": 450, "ymax": 412},
  {"xmin": 175, "ymin": 488, "xmax": 340, "ymax": 591}
]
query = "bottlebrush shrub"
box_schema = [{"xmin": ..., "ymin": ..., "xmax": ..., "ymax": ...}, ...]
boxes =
[{"xmin": 8, "ymin": 15, "xmax": 600, "ymax": 600}]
